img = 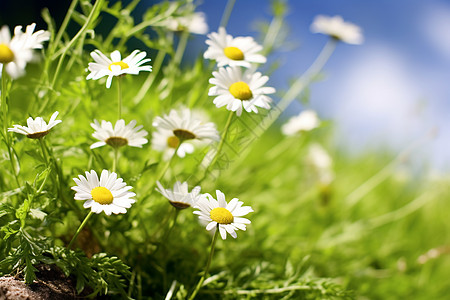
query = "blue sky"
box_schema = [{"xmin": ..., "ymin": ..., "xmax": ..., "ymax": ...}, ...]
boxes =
[{"xmin": 194, "ymin": 0, "xmax": 450, "ymax": 171}]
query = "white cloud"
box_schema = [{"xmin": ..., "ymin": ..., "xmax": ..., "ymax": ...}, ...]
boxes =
[
  {"xmin": 421, "ymin": 2, "xmax": 450, "ymax": 61},
  {"xmin": 329, "ymin": 45, "xmax": 428, "ymax": 150}
]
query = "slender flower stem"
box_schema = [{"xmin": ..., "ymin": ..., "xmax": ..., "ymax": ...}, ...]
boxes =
[
  {"xmin": 199, "ymin": 111, "xmax": 234, "ymax": 183},
  {"xmin": 38, "ymin": 138, "xmax": 49, "ymax": 165},
  {"xmin": 188, "ymin": 229, "xmax": 219, "ymax": 300},
  {"xmin": 50, "ymin": 0, "xmax": 104, "ymax": 91},
  {"xmin": 219, "ymin": 0, "xmax": 236, "ymax": 29},
  {"xmin": 67, "ymin": 211, "xmax": 94, "ymax": 250},
  {"xmin": 112, "ymin": 147, "xmax": 119, "ymax": 173},
  {"xmin": 117, "ymin": 76, "xmax": 123, "ymax": 119},
  {"xmin": 1, "ymin": 68, "xmax": 20, "ymax": 188}
]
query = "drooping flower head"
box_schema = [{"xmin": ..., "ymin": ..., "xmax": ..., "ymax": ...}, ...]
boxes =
[
  {"xmin": 310, "ymin": 15, "xmax": 363, "ymax": 45},
  {"xmin": 281, "ymin": 110, "xmax": 321, "ymax": 136},
  {"xmin": 153, "ymin": 108, "xmax": 219, "ymax": 146},
  {"xmin": 0, "ymin": 23, "xmax": 50, "ymax": 78},
  {"xmin": 204, "ymin": 27, "xmax": 266, "ymax": 68},
  {"xmin": 72, "ymin": 170, "xmax": 136, "ymax": 215},
  {"xmin": 193, "ymin": 190, "xmax": 253, "ymax": 240},
  {"xmin": 208, "ymin": 66, "xmax": 275, "ymax": 116},
  {"xmin": 8, "ymin": 111, "xmax": 61, "ymax": 139},
  {"xmin": 156, "ymin": 181, "xmax": 202, "ymax": 209},
  {"xmin": 90, "ymin": 119, "xmax": 148, "ymax": 149},
  {"xmin": 86, "ymin": 49, "xmax": 152, "ymax": 88}
]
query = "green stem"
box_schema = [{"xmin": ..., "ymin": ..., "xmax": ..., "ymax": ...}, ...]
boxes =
[
  {"xmin": 2, "ymin": 66, "xmax": 9, "ymax": 139},
  {"xmin": 117, "ymin": 76, "xmax": 122, "ymax": 119},
  {"xmin": 219, "ymin": 0, "xmax": 236, "ymax": 28},
  {"xmin": 132, "ymin": 47, "xmax": 168, "ymax": 105},
  {"xmin": 112, "ymin": 147, "xmax": 119, "ymax": 173},
  {"xmin": 38, "ymin": 138, "xmax": 49, "ymax": 165},
  {"xmin": 67, "ymin": 211, "xmax": 94, "ymax": 250},
  {"xmin": 199, "ymin": 111, "xmax": 234, "ymax": 183},
  {"xmin": 50, "ymin": 0, "xmax": 104, "ymax": 90},
  {"xmin": 50, "ymin": 0, "xmax": 80, "ymax": 56},
  {"xmin": 188, "ymin": 228, "xmax": 219, "ymax": 300}
]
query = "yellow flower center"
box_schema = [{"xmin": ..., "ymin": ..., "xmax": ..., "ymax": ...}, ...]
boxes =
[
  {"xmin": 224, "ymin": 46, "xmax": 244, "ymax": 60},
  {"xmin": 173, "ymin": 129, "xmax": 196, "ymax": 141},
  {"xmin": 229, "ymin": 81, "xmax": 253, "ymax": 100},
  {"xmin": 210, "ymin": 207, "xmax": 234, "ymax": 224},
  {"xmin": 108, "ymin": 61, "xmax": 129, "ymax": 71},
  {"xmin": 105, "ymin": 136, "xmax": 128, "ymax": 148},
  {"xmin": 0, "ymin": 43, "xmax": 14, "ymax": 64},
  {"xmin": 167, "ymin": 135, "xmax": 180, "ymax": 149},
  {"xmin": 91, "ymin": 187, "xmax": 114, "ymax": 205}
]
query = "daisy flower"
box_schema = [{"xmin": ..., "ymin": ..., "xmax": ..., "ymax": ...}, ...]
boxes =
[
  {"xmin": 151, "ymin": 127, "xmax": 195, "ymax": 159},
  {"xmin": 163, "ymin": 11, "xmax": 208, "ymax": 35},
  {"xmin": 72, "ymin": 170, "xmax": 136, "ymax": 215},
  {"xmin": 152, "ymin": 108, "xmax": 220, "ymax": 143},
  {"xmin": 86, "ymin": 49, "xmax": 152, "ymax": 88},
  {"xmin": 204, "ymin": 27, "xmax": 266, "ymax": 68},
  {"xmin": 8, "ymin": 111, "xmax": 61, "ymax": 139},
  {"xmin": 307, "ymin": 143, "xmax": 335, "ymax": 185},
  {"xmin": 193, "ymin": 190, "xmax": 253, "ymax": 240},
  {"xmin": 208, "ymin": 66, "xmax": 276, "ymax": 116},
  {"xmin": 0, "ymin": 23, "xmax": 50, "ymax": 79},
  {"xmin": 281, "ymin": 110, "xmax": 321, "ymax": 136},
  {"xmin": 156, "ymin": 181, "xmax": 202, "ymax": 209},
  {"xmin": 90, "ymin": 119, "xmax": 148, "ymax": 149},
  {"xmin": 310, "ymin": 15, "xmax": 363, "ymax": 45}
]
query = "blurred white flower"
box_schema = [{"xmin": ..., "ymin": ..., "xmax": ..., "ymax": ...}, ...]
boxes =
[
  {"xmin": 86, "ymin": 49, "xmax": 152, "ymax": 88},
  {"xmin": 204, "ymin": 27, "xmax": 266, "ymax": 68},
  {"xmin": 153, "ymin": 108, "xmax": 219, "ymax": 142},
  {"xmin": 310, "ymin": 15, "xmax": 363, "ymax": 45},
  {"xmin": 0, "ymin": 23, "xmax": 50, "ymax": 78},
  {"xmin": 90, "ymin": 119, "xmax": 148, "ymax": 149},
  {"xmin": 307, "ymin": 143, "xmax": 335, "ymax": 185},
  {"xmin": 163, "ymin": 12, "xmax": 208, "ymax": 35},
  {"xmin": 156, "ymin": 181, "xmax": 202, "ymax": 209},
  {"xmin": 209, "ymin": 66, "xmax": 275, "ymax": 116},
  {"xmin": 151, "ymin": 127, "xmax": 195, "ymax": 159},
  {"xmin": 72, "ymin": 170, "xmax": 136, "ymax": 216},
  {"xmin": 193, "ymin": 190, "xmax": 253, "ymax": 240},
  {"xmin": 281, "ymin": 110, "xmax": 321, "ymax": 136},
  {"xmin": 8, "ymin": 111, "xmax": 61, "ymax": 139}
]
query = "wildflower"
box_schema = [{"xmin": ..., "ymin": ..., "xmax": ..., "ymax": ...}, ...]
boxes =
[
  {"xmin": 8, "ymin": 111, "xmax": 61, "ymax": 139},
  {"xmin": 156, "ymin": 181, "xmax": 202, "ymax": 209},
  {"xmin": 0, "ymin": 23, "xmax": 50, "ymax": 78},
  {"xmin": 86, "ymin": 49, "xmax": 152, "ymax": 88},
  {"xmin": 152, "ymin": 108, "xmax": 219, "ymax": 144},
  {"xmin": 163, "ymin": 12, "xmax": 208, "ymax": 35},
  {"xmin": 307, "ymin": 143, "xmax": 334, "ymax": 185},
  {"xmin": 72, "ymin": 170, "xmax": 136, "ymax": 215},
  {"xmin": 151, "ymin": 127, "xmax": 195, "ymax": 159},
  {"xmin": 208, "ymin": 66, "xmax": 275, "ymax": 116},
  {"xmin": 281, "ymin": 110, "xmax": 320, "ymax": 136},
  {"xmin": 90, "ymin": 119, "xmax": 148, "ymax": 149},
  {"xmin": 193, "ymin": 190, "xmax": 253, "ymax": 240},
  {"xmin": 204, "ymin": 27, "xmax": 266, "ymax": 68},
  {"xmin": 310, "ymin": 15, "xmax": 363, "ymax": 45}
]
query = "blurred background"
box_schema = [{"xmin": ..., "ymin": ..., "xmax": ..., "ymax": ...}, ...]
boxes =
[{"xmin": 1, "ymin": 0, "xmax": 449, "ymax": 171}]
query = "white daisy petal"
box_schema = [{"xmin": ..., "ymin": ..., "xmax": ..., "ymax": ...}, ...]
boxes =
[
  {"xmin": 8, "ymin": 111, "xmax": 61, "ymax": 139},
  {"xmin": 204, "ymin": 27, "xmax": 265, "ymax": 68},
  {"xmin": 90, "ymin": 119, "xmax": 147, "ymax": 149},
  {"xmin": 208, "ymin": 66, "xmax": 275, "ymax": 117},
  {"xmin": 155, "ymin": 181, "xmax": 202, "ymax": 209},
  {"xmin": 72, "ymin": 169, "xmax": 135, "ymax": 216},
  {"xmin": 193, "ymin": 189, "xmax": 253, "ymax": 240},
  {"xmin": 86, "ymin": 49, "xmax": 152, "ymax": 88},
  {"xmin": 310, "ymin": 15, "xmax": 363, "ymax": 45}
]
